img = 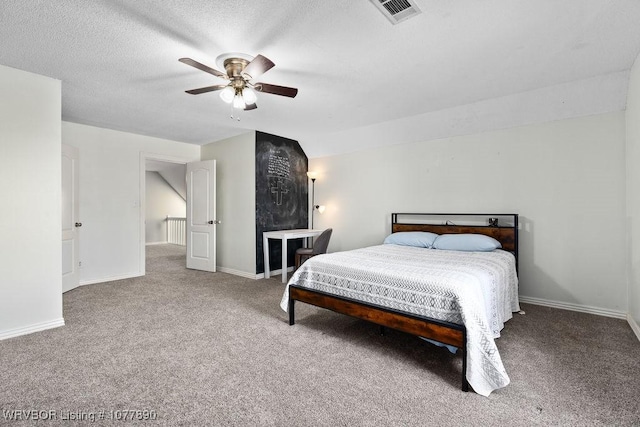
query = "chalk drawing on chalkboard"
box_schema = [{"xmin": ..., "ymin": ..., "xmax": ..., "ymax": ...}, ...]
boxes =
[
  {"xmin": 268, "ymin": 153, "xmax": 291, "ymax": 178},
  {"xmin": 270, "ymin": 178, "xmax": 289, "ymax": 205},
  {"xmin": 267, "ymin": 151, "xmax": 291, "ymax": 206}
]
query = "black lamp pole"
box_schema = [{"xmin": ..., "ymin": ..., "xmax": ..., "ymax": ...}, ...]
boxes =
[{"xmin": 310, "ymin": 177, "xmax": 316, "ymax": 229}]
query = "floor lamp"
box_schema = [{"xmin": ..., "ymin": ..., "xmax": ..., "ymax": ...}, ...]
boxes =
[
  {"xmin": 307, "ymin": 171, "xmax": 317, "ymax": 229},
  {"xmin": 307, "ymin": 171, "xmax": 325, "ymax": 232}
]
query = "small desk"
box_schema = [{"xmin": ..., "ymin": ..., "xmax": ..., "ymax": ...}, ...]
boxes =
[{"xmin": 263, "ymin": 228, "xmax": 324, "ymax": 283}]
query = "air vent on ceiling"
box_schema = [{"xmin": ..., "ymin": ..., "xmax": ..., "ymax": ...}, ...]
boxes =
[{"xmin": 370, "ymin": 0, "xmax": 422, "ymax": 25}]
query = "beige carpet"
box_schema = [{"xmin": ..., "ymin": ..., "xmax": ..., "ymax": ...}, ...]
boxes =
[{"xmin": 0, "ymin": 244, "xmax": 638, "ymax": 426}]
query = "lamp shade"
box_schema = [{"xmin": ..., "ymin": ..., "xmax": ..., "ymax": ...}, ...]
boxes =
[
  {"xmin": 243, "ymin": 87, "xmax": 257, "ymax": 104},
  {"xmin": 233, "ymin": 94, "xmax": 245, "ymax": 109},
  {"xmin": 219, "ymin": 86, "xmax": 235, "ymax": 103},
  {"xmin": 307, "ymin": 171, "xmax": 317, "ymax": 180}
]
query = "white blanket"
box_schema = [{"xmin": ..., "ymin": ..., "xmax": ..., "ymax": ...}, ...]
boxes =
[{"xmin": 279, "ymin": 244, "xmax": 520, "ymax": 397}]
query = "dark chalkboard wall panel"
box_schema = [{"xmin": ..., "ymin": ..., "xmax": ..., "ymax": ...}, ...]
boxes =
[{"xmin": 255, "ymin": 131, "xmax": 308, "ymax": 274}]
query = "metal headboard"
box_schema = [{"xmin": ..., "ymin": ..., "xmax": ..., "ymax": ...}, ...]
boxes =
[{"xmin": 391, "ymin": 213, "xmax": 519, "ymax": 271}]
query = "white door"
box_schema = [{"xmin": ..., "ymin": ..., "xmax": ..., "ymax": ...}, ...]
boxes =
[
  {"xmin": 186, "ymin": 160, "xmax": 217, "ymax": 271},
  {"xmin": 62, "ymin": 144, "xmax": 80, "ymax": 292}
]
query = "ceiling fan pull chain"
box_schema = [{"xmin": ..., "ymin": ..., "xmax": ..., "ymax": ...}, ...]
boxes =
[{"xmin": 229, "ymin": 103, "xmax": 242, "ymax": 121}]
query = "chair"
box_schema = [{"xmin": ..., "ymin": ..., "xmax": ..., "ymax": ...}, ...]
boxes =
[{"xmin": 295, "ymin": 228, "xmax": 333, "ymax": 269}]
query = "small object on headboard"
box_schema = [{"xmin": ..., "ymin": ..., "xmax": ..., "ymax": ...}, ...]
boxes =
[{"xmin": 488, "ymin": 217, "xmax": 499, "ymax": 227}]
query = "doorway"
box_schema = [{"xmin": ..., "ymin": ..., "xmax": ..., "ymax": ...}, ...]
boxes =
[
  {"xmin": 145, "ymin": 161, "xmax": 187, "ymax": 244},
  {"xmin": 139, "ymin": 154, "xmax": 188, "ymax": 275},
  {"xmin": 139, "ymin": 154, "xmax": 217, "ymax": 275}
]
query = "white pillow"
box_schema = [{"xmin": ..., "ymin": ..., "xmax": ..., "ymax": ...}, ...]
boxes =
[
  {"xmin": 383, "ymin": 232, "xmax": 439, "ymax": 248},
  {"xmin": 433, "ymin": 234, "xmax": 501, "ymax": 252}
]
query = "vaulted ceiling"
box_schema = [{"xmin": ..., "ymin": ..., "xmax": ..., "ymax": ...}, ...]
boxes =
[{"xmin": 2, "ymin": 0, "xmax": 640, "ymax": 157}]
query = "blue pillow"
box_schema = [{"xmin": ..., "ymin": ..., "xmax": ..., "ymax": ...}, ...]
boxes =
[
  {"xmin": 383, "ymin": 232, "xmax": 439, "ymax": 248},
  {"xmin": 433, "ymin": 234, "xmax": 502, "ymax": 252}
]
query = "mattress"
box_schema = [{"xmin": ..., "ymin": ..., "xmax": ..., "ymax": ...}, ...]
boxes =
[{"xmin": 280, "ymin": 244, "xmax": 520, "ymax": 396}]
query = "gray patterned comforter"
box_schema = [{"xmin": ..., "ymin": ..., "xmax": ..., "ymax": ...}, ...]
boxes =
[{"xmin": 279, "ymin": 244, "xmax": 520, "ymax": 396}]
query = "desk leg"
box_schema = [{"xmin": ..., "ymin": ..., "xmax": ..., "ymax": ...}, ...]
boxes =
[
  {"xmin": 282, "ymin": 237, "xmax": 288, "ymax": 283},
  {"xmin": 263, "ymin": 235, "xmax": 270, "ymax": 279}
]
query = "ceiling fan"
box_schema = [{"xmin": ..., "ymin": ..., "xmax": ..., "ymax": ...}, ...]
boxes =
[{"xmin": 179, "ymin": 53, "xmax": 298, "ymax": 113}]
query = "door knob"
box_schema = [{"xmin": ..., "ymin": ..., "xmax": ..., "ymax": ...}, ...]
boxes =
[
  {"xmin": 208, "ymin": 220, "xmax": 214, "ymax": 224},
  {"xmin": 75, "ymin": 222, "xmax": 82, "ymax": 227}
]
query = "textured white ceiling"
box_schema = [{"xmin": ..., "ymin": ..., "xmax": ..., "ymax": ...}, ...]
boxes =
[{"xmin": 2, "ymin": 0, "xmax": 640, "ymax": 157}]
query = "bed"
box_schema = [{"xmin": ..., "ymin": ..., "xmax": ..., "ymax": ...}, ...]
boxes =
[{"xmin": 279, "ymin": 213, "xmax": 520, "ymax": 396}]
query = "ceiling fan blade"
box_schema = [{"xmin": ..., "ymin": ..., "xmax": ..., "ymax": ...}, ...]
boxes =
[
  {"xmin": 179, "ymin": 58, "xmax": 227, "ymax": 79},
  {"xmin": 244, "ymin": 102, "xmax": 258, "ymax": 111},
  {"xmin": 254, "ymin": 83, "xmax": 298, "ymax": 98},
  {"xmin": 241, "ymin": 55, "xmax": 275, "ymax": 80},
  {"xmin": 185, "ymin": 84, "xmax": 228, "ymax": 95}
]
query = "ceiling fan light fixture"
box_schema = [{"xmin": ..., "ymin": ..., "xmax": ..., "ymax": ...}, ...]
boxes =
[
  {"xmin": 242, "ymin": 87, "xmax": 257, "ymax": 104},
  {"xmin": 180, "ymin": 53, "xmax": 298, "ymax": 114},
  {"xmin": 233, "ymin": 93, "xmax": 245, "ymax": 109},
  {"xmin": 219, "ymin": 86, "xmax": 235, "ymax": 103}
]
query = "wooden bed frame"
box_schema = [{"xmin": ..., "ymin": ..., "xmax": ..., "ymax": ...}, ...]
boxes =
[{"xmin": 288, "ymin": 213, "xmax": 519, "ymax": 392}]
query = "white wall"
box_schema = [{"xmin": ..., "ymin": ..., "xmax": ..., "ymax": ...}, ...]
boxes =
[
  {"xmin": 201, "ymin": 132, "xmax": 257, "ymax": 276},
  {"xmin": 626, "ymin": 51, "xmax": 640, "ymax": 337},
  {"xmin": 145, "ymin": 171, "xmax": 186, "ymax": 244},
  {"xmin": 309, "ymin": 112, "xmax": 627, "ymax": 316},
  {"xmin": 157, "ymin": 166, "xmax": 187, "ymax": 200},
  {"xmin": 62, "ymin": 122, "xmax": 199, "ymax": 284},
  {"xmin": 0, "ymin": 65, "xmax": 64, "ymax": 339}
]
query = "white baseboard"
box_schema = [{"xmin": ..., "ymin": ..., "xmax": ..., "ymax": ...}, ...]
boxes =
[
  {"xmin": 519, "ymin": 295, "xmax": 627, "ymax": 319},
  {"xmin": 0, "ymin": 318, "xmax": 65, "ymax": 341},
  {"xmin": 145, "ymin": 241, "xmax": 167, "ymax": 246},
  {"xmin": 80, "ymin": 265, "xmax": 293, "ymax": 284},
  {"xmin": 80, "ymin": 272, "xmax": 144, "ymax": 286},
  {"xmin": 255, "ymin": 266, "xmax": 294, "ymax": 280},
  {"xmin": 216, "ymin": 266, "xmax": 258, "ymax": 280},
  {"xmin": 629, "ymin": 314, "xmax": 640, "ymax": 342},
  {"xmin": 215, "ymin": 266, "xmax": 294, "ymax": 280}
]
